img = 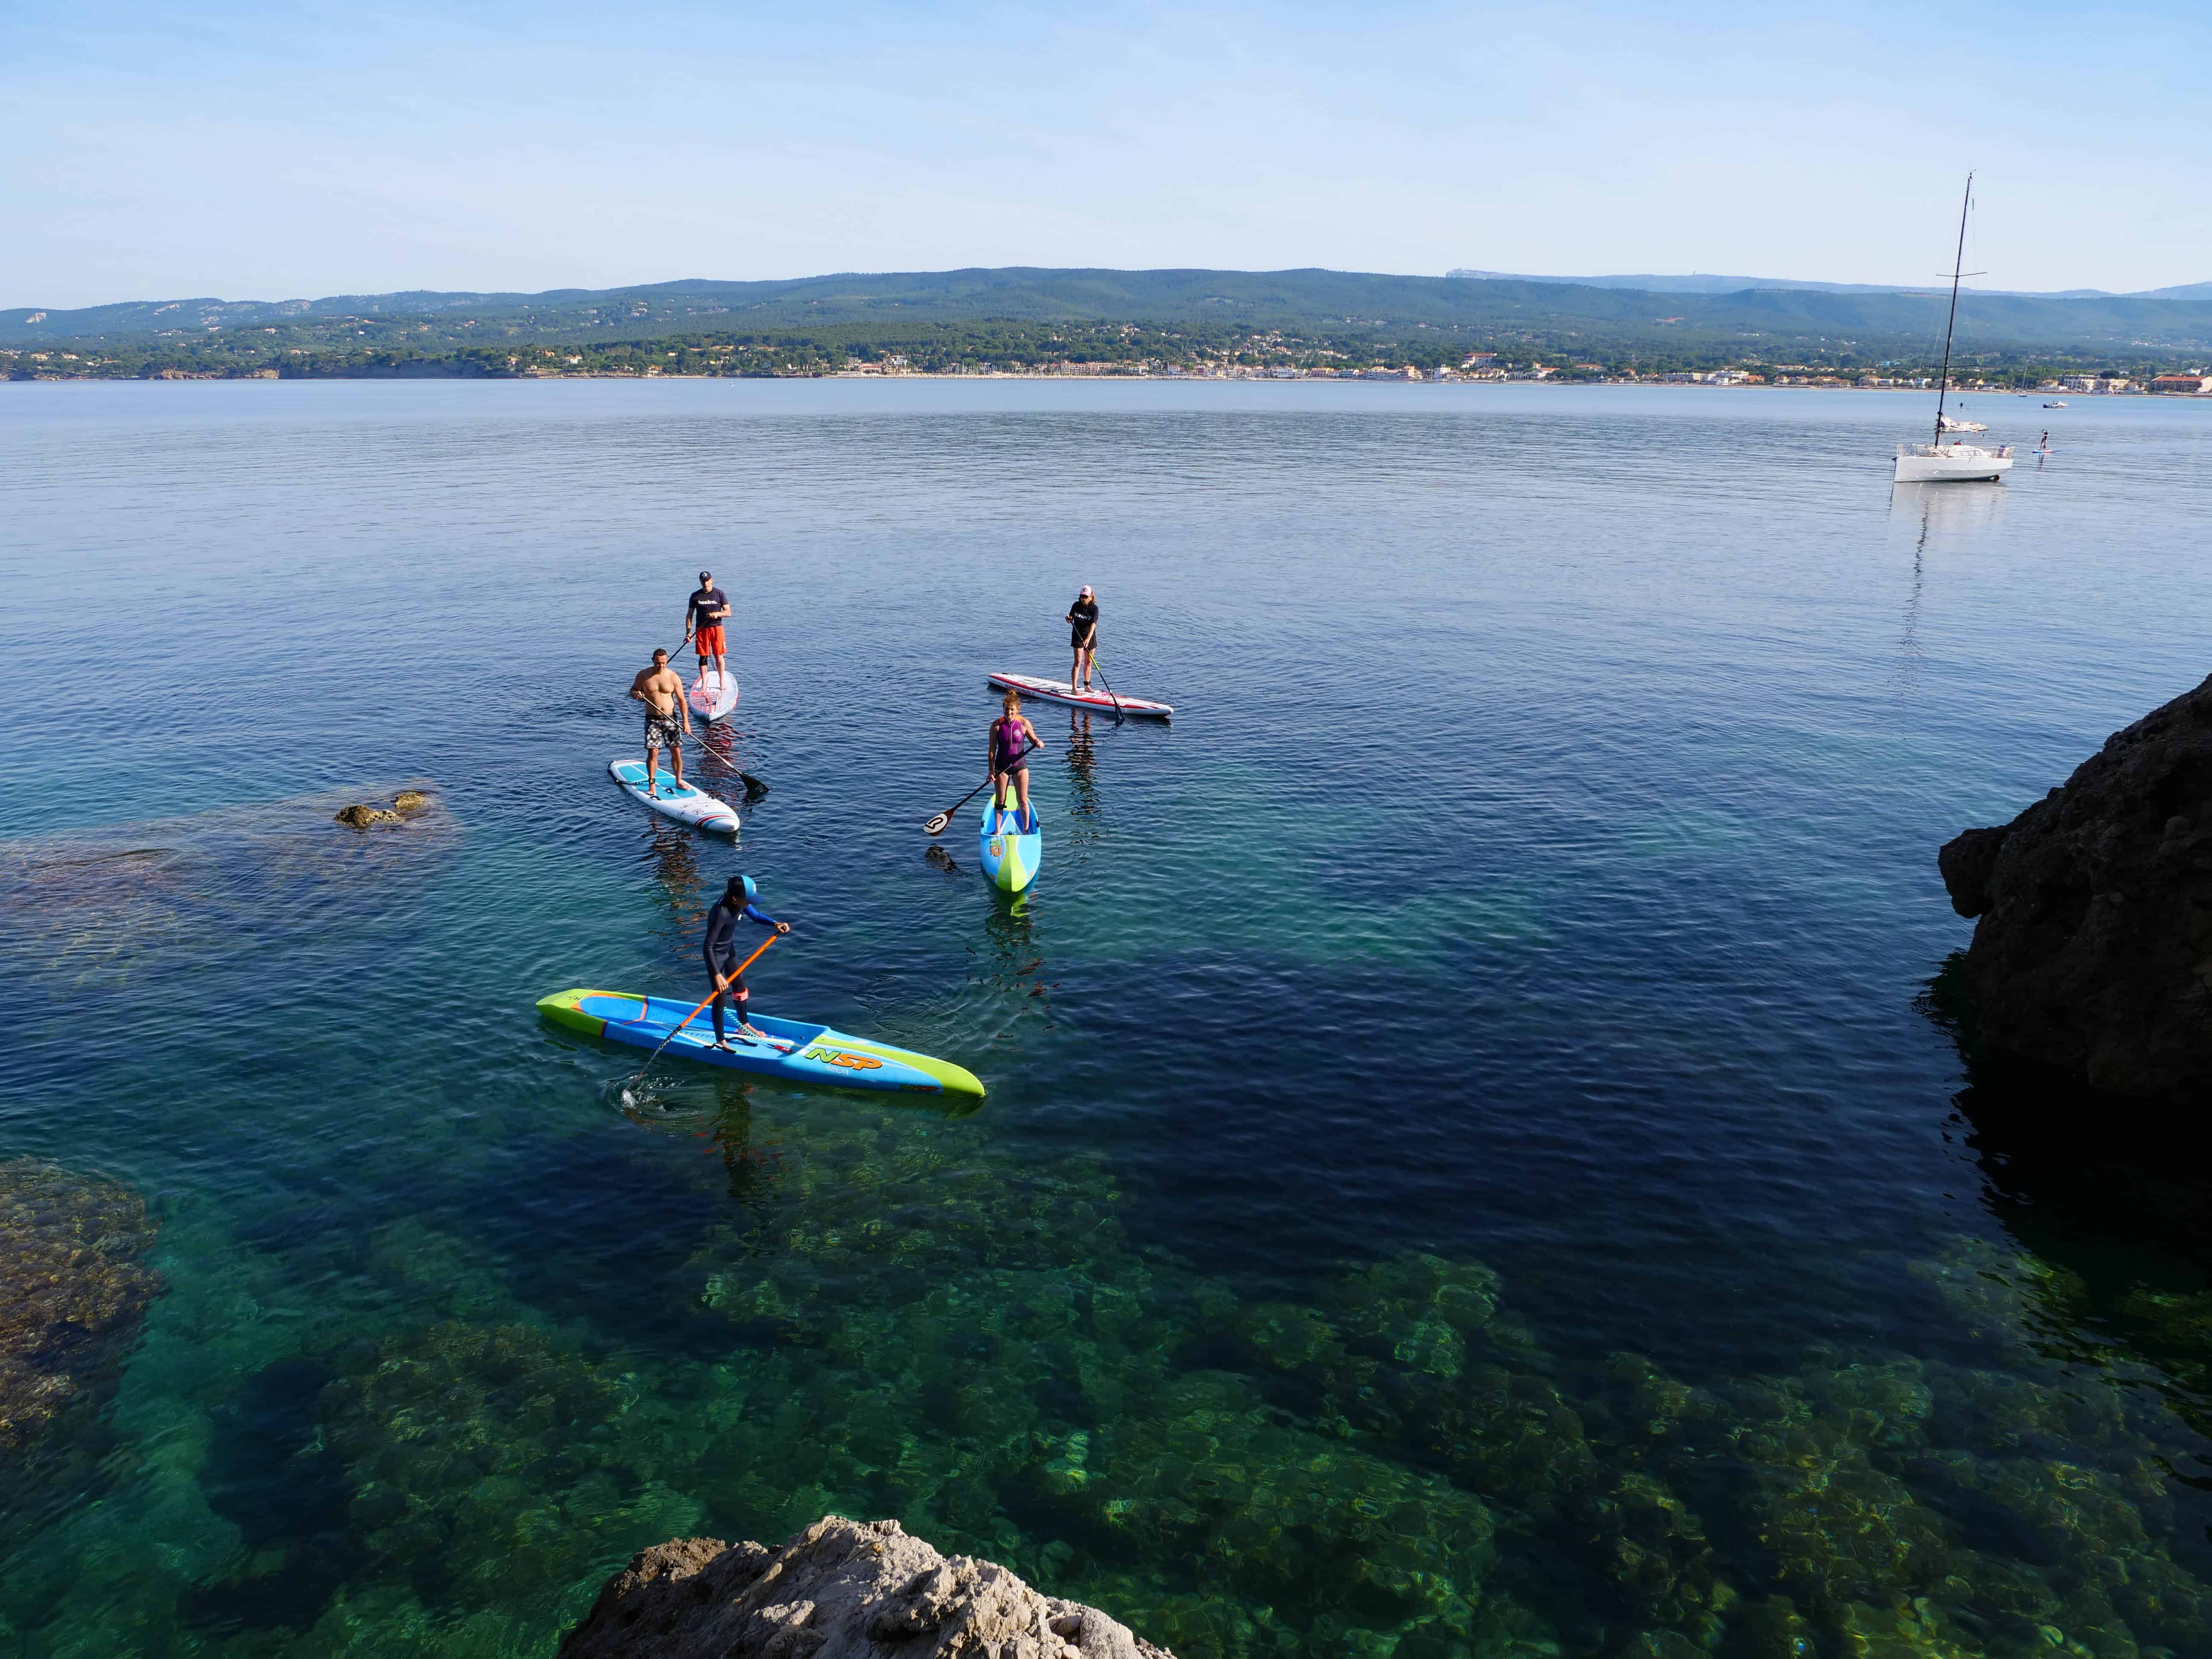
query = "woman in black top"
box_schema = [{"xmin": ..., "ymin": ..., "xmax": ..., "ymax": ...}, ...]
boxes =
[{"xmin": 1065, "ymin": 586, "xmax": 1099, "ymax": 692}]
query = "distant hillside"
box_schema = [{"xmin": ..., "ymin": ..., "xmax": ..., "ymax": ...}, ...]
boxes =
[
  {"xmin": 1445, "ymin": 269, "xmax": 2120, "ymax": 299},
  {"xmin": 1447, "ymin": 269, "xmax": 2212, "ymax": 301},
  {"xmin": 8, "ymin": 267, "xmax": 2212, "ymax": 360}
]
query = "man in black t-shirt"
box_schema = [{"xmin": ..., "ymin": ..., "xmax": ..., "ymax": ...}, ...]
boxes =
[
  {"xmin": 686, "ymin": 570, "xmax": 731, "ymax": 689},
  {"xmin": 1065, "ymin": 585, "xmax": 1099, "ymax": 692}
]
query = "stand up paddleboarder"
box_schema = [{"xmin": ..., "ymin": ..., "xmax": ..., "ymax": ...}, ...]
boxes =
[
  {"xmin": 989, "ymin": 690, "xmax": 1041, "ymax": 832},
  {"xmin": 687, "ymin": 569, "xmax": 732, "ymax": 690},
  {"xmin": 703, "ymin": 875, "xmax": 789, "ymax": 1047},
  {"xmin": 627, "ymin": 648, "xmax": 692, "ymax": 796},
  {"xmin": 1065, "ymin": 585, "xmax": 1099, "ymax": 693}
]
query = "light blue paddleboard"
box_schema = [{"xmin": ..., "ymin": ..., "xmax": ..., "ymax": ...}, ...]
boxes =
[{"xmin": 608, "ymin": 757, "xmax": 739, "ymax": 835}]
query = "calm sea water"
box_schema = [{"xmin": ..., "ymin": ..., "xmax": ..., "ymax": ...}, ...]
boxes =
[{"xmin": 5, "ymin": 380, "xmax": 2212, "ymax": 1659}]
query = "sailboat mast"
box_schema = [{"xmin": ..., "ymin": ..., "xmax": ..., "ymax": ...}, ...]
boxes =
[{"xmin": 1933, "ymin": 172, "xmax": 1972, "ymax": 446}]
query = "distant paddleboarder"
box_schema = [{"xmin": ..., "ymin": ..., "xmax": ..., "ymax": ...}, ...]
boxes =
[
  {"xmin": 1065, "ymin": 585, "xmax": 1099, "ymax": 692},
  {"xmin": 703, "ymin": 875, "xmax": 789, "ymax": 1047},
  {"xmin": 989, "ymin": 690, "xmax": 1041, "ymax": 833},
  {"xmin": 627, "ymin": 648, "xmax": 692, "ymax": 796},
  {"xmin": 687, "ymin": 569, "xmax": 732, "ymax": 689}
]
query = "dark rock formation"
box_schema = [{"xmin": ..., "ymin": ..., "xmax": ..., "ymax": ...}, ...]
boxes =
[
  {"xmin": 560, "ymin": 1516, "xmax": 1174, "ymax": 1659},
  {"xmin": 0, "ymin": 1158, "xmax": 162, "ymax": 1457},
  {"xmin": 335, "ymin": 789, "xmax": 434, "ymax": 828},
  {"xmin": 1939, "ymin": 671, "xmax": 2212, "ymax": 1099}
]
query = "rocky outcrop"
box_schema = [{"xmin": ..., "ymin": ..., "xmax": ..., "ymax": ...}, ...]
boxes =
[
  {"xmin": 1938, "ymin": 671, "xmax": 2212, "ymax": 1099},
  {"xmin": 335, "ymin": 789, "xmax": 433, "ymax": 828},
  {"xmin": 560, "ymin": 1517, "xmax": 1174, "ymax": 1659},
  {"xmin": 0, "ymin": 1158, "xmax": 162, "ymax": 1457}
]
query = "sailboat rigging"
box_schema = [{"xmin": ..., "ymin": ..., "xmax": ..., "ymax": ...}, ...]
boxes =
[{"xmin": 1894, "ymin": 174, "xmax": 2014, "ymax": 483}]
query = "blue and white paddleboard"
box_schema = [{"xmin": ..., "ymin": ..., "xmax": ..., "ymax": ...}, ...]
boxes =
[
  {"xmin": 979, "ymin": 789, "xmax": 1041, "ymax": 893},
  {"xmin": 609, "ymin": 758, "xmax": 739, "ymax": 835}
]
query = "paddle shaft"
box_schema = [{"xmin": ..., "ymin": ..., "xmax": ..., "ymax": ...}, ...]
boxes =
[
  {"xmin": 1090, "ymin": 650, "xmax": 1127, "ymax": 723},
  {"xmin": 925, "ymin": 740, "xmax": 1041, "ymax": 834},
  {"xmin": 640, "ymin": 637, "xmax": 766, "ymax": 794},
  {"xmin": 632, "ymin": 931, "xmax": 781, "ymax": 1073}
]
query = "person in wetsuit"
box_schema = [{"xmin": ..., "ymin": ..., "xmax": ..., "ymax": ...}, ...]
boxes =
[
  {"xmin": 988, "ymin": 690, "xmax": 1041, "ymax": 833},
  {"xmin": 702, "ymin": 874, "xmax": 790, "ymax": 1048}
]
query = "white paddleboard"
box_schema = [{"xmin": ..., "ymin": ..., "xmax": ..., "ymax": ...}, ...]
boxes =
[
  {"xmin": 687, "ymin": 669, "xmax": 740, "ymax": 723},
  {"xmin": 987, "ymin": 671, "xmax": 1173, "ymax": 719},
  {"xmin": 608, "ymin": 758, "xmax": 740, "ymax": 835}
]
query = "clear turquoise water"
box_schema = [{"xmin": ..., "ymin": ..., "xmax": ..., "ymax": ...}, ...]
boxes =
[{"xmin": 5, "ymin": 380, "xmax": 2212, "ymax": 1657}]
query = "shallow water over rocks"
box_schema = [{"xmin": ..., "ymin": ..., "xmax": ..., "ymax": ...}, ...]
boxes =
[{"xmin": 5, "ymin": 380, "xmax": 2212, "ymax": 1656}]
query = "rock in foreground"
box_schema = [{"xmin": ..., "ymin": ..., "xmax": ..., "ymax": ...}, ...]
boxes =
[
  {"xmin": 1939, "ymin": 671, "xmax": 2212, "ymax": 1099},
  {"xmin": 560, "ymin": 1516, "xmax": 1173, "ymax": 1659}
]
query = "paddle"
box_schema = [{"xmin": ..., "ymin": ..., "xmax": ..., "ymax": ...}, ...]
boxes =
[
  {"xmin": 623, "ymin": 931, "xmax": 786, "ymax": 1088},
  {"xmin": 653, "ymin": 629, "xmax": 768, "ymax": 797},
  {"xmin": 924, "ymin": 741, "xmax": 1042, "ymax": 835},
  {"xmin": 1090, "ymin": 651, "xmax": 1127, "ymax": 725}
]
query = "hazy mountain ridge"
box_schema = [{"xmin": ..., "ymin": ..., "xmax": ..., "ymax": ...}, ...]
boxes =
[
  {"xmin": 8, "ymin": 266, "xmax": 2212, "ymax": 357},
  {"xmin": 1448, "ymin": 268, "xmax": 2212, "ymax": 300}
]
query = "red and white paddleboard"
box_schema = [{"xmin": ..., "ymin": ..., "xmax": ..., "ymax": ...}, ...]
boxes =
[
  {"xmin": 687, "ymin": 669, "xmax": 740, "ymax": 723},
  {"xmin": 987, "ymin": 672, "xmax": 1173, "ymax": 720}
]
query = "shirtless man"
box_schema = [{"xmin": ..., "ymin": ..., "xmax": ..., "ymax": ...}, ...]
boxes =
[{"xmin": 627, "ymin": 648, "xmax": 692, "ymax": 796}]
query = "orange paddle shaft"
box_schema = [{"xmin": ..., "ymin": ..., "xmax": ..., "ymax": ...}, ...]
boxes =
[{"xmin": 647, "ymin": 932, "xmax": 781, "ymax": 1056}]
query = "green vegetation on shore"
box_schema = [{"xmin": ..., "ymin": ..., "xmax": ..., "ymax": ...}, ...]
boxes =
[
  {"xmin": 7, "ymin": 266, "xmax": 2211, "ymax": 386},
  {"xmin": 1, "ymin": 319, "xmax": 2190, "ymax": 390}
]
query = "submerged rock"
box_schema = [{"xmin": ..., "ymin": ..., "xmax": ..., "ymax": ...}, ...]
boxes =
[
  {"xmin": 335, "ymin": 790, "xmax": 433, "ymax": 828},
  {"xmin": 0, "ymin": 1158, "xmax": 162, "ymax": 1458},
  {"xmin": 1938, "ymin": 671, "xmax": 2212, "ymax": 1099},
  {"xmin": 559, "ymin": 1515, "xmax": 1175, "ymax": 1659}
]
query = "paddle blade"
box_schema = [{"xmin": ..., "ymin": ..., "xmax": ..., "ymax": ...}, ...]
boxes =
[{"xmin": 923, "ymin": 812, "xmax": 951, "ymax": 835}]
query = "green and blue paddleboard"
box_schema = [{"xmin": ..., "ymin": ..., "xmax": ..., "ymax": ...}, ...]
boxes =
[{"xmin": 537, "ymin": 989, "xmax": 984, "ymax": 1100}]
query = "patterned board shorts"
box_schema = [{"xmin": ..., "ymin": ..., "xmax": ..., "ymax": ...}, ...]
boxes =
[{"xmin": 644, "ymin": 711, "xmax": 684, "ymax": 749}]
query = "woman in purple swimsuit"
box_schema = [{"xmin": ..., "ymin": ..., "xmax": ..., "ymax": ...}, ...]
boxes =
[{"xmin": 988, "ymin": 690, "xmax": 1040, "ymax": 832}]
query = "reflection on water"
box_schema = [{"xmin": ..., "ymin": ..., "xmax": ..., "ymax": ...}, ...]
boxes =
[
  {"xmin": 1064, "ymin": 712, "xmax": 1101, "ymax": 815},
  {"xmin": 643, "ymin": 817, "xmax": 710, "ymax": 961},
  {"xmin": 1889, "ymin": 477, "xmax": 2009, "ymax": 544}
]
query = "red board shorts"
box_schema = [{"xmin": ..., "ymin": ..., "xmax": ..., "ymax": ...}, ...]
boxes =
[{"xmin": 694, "ymin": 625, "xmax": 727, "ymax": 657}]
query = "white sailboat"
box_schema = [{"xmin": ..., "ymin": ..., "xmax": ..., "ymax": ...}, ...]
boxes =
[{"xmin": 1895, "ymin": 174, "xmax": 2013, "ymax": 484}]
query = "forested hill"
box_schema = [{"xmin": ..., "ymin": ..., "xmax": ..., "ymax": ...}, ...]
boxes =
[{"xmin": 8, "ymin": 266, "xmax": 2212, "ymax": 358}]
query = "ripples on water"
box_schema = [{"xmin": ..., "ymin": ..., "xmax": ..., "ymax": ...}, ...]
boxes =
[{"xmin": 4, "ymin": 381, "xmax": 2212, "ymax": 1656}]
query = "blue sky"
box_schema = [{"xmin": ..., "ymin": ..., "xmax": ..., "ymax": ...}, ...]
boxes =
[{"xmin": 7, "ymin": 1, "xmax": 2209, "ymax": 307}]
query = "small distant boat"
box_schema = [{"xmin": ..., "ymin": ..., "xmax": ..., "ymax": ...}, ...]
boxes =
[
  {"xmin": 1894, "ymin": 174, "xmax": 2013, "ymax": 485},
  {"xmin": 2044, "ymin": 400, "xmax": 2068, "ymax": 408}
]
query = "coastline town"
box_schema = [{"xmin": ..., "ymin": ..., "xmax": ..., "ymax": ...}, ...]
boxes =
[{"xmin": 7, "ymin": 339, "xmax": 2209, "ymax": 393}]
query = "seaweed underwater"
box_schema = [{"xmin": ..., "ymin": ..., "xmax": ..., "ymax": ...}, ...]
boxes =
[
  {"xmin": 6, "ymin": 797, "xmax": 2212, "ymax": 1659},
  {"xmin": 11, "ymin": 1079, "xmax": 2211, "ymax": 1659}
]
